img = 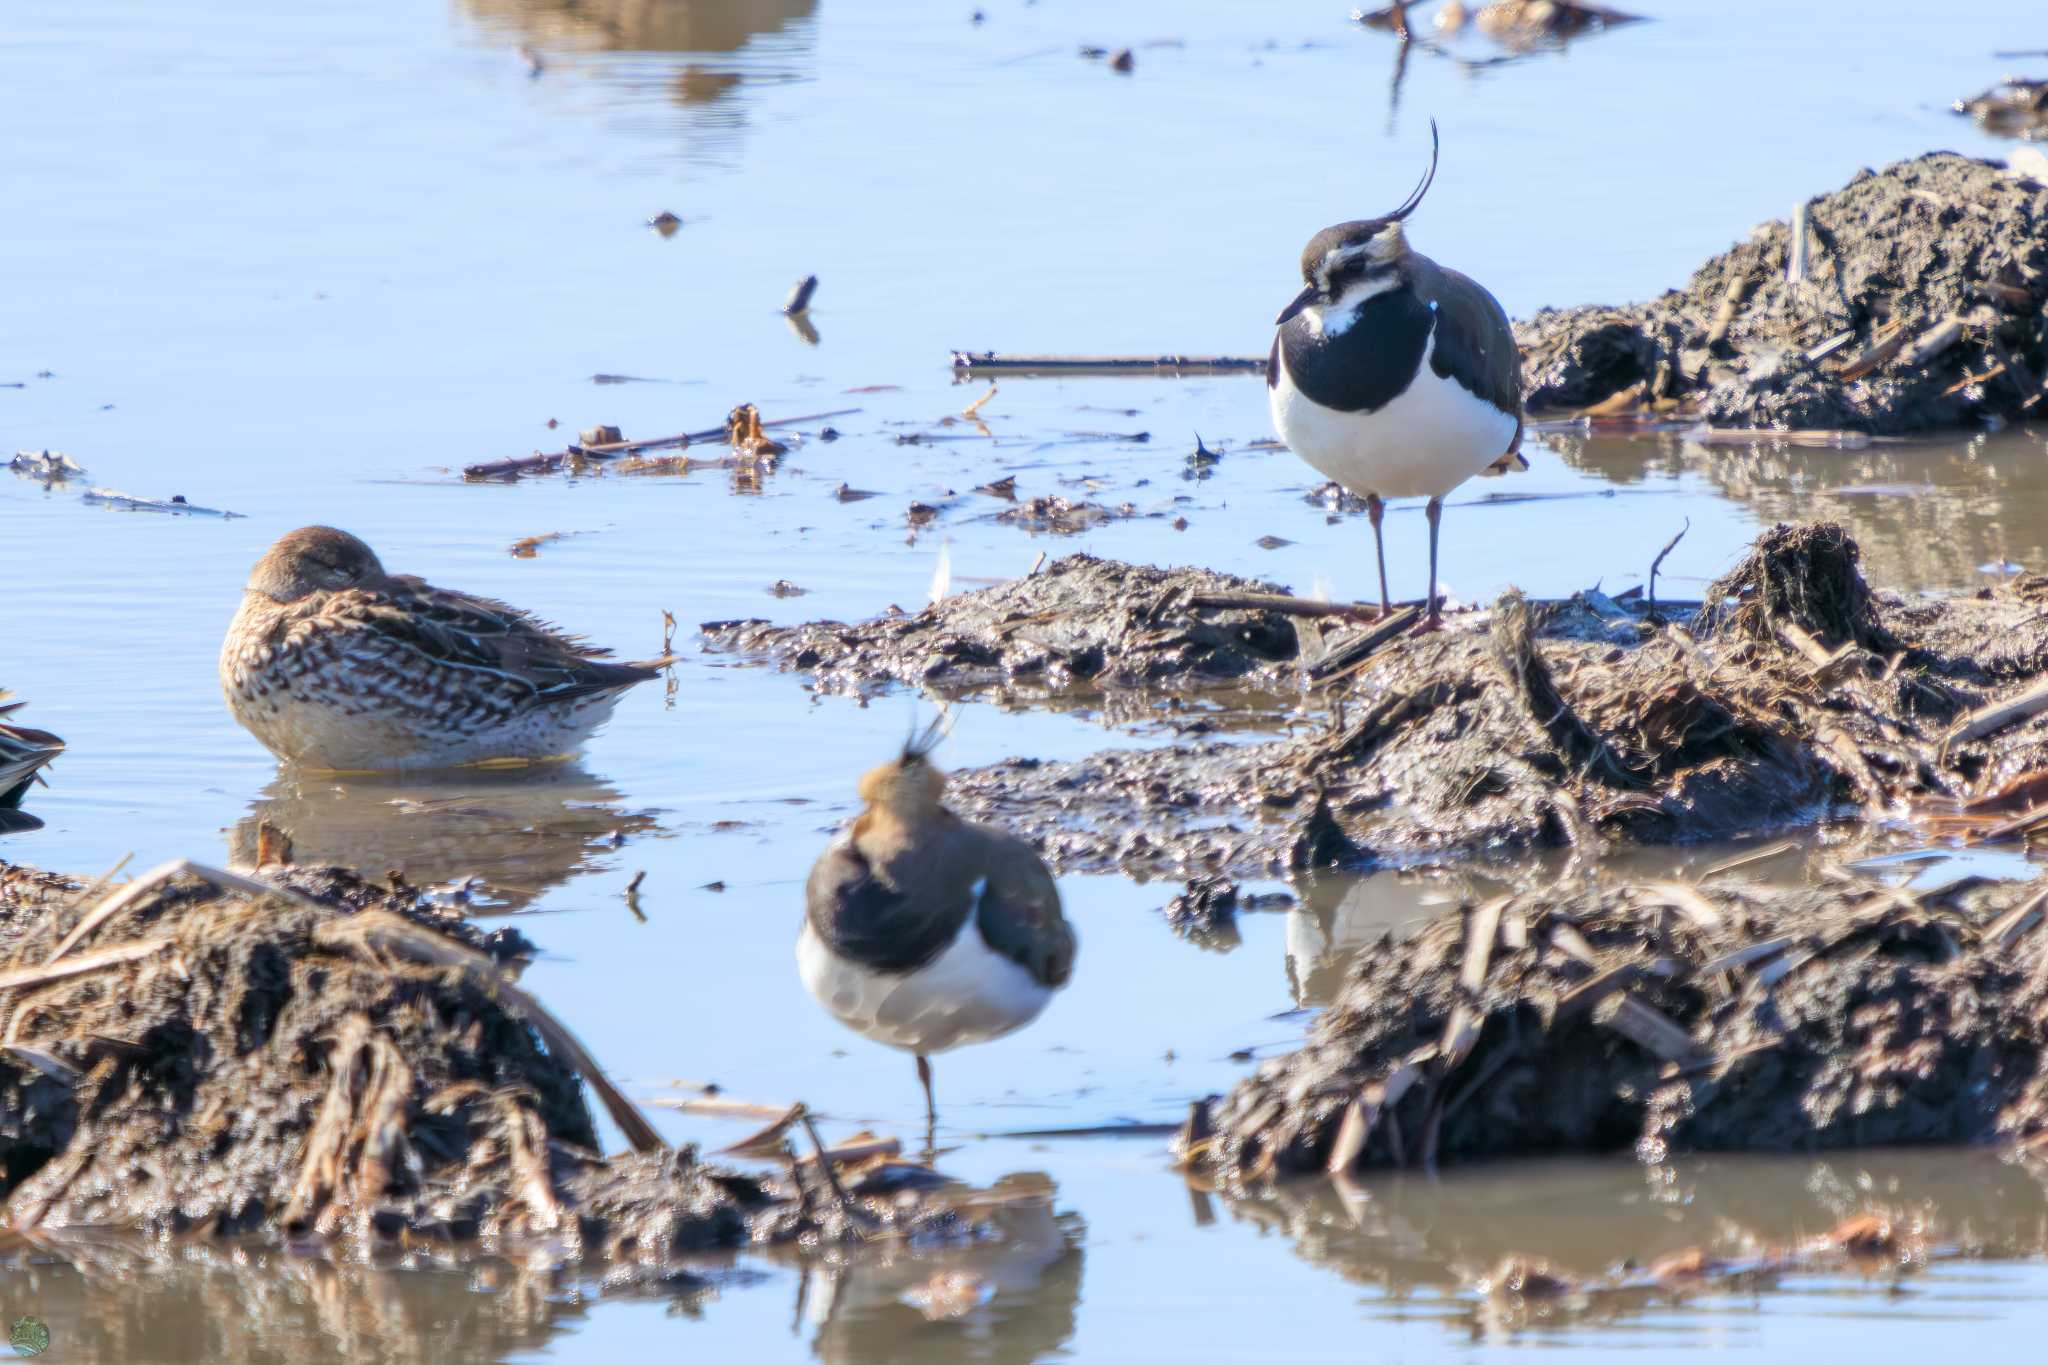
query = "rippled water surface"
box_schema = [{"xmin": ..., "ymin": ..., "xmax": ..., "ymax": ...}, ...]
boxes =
[{"xmin": 6, "ymin": 0, "xmax": 2048, "ymax": 1358}]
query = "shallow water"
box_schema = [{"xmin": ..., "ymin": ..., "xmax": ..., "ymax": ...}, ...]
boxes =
[{"xmin": 6, "ymin": 0, "xmax": 2048, "ymax": 1358}]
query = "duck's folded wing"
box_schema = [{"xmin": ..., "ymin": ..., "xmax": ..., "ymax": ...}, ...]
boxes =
[
  {"xmin": 805, "ymin": 840, "xmax": 972, "ymax": 974},
  {"xmin": 355, "ymin": 581, "xmax": 659, "ymax": 702}
]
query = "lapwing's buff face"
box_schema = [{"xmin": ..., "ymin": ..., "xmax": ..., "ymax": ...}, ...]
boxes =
[
  {"xmin": 1275, "ymin": 120, "xmax": 1441, "ymax": 333},
  {"xmin": 245, "ymin": 525, "xmax": 387, "ymax": 603},
  {"xmin": 857, "ymin": 751, "xmax": 947, "ymax": 822}
]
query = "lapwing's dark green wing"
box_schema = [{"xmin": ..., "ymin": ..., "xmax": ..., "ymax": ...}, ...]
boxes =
[
  {"xmin": 974, "ymin": 834, "xmax": 1076, "ymax": 990},
  {"xmin": 805, "ymin": 838, "xmax": 973, "ymax": 974},
  {"xmin": 1426, "ymin": 265, "xmax": 1524, "ymax": 428}
]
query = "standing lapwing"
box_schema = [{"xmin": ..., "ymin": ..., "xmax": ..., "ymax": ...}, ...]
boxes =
[
  {"xmin": 1268, "ymin": 121, "xmax": 1524, "ymax": 627},
  {"xmin": 221, "ymin": 526, "xmax": 662, "ymax": 770},
  {"xmin": 799, "ymin": 724, "xmax": 1076, "ymax": 1141}
]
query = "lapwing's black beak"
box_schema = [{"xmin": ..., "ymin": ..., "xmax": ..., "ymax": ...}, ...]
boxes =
[{"xmin": 1275, "ymin": 284, "xmax": 1320, "ymax": 327}]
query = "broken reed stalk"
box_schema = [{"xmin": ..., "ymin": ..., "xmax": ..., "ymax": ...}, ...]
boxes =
[
  {"xmin": 1646, "ymin": 518, "xmax": 1688, "ymax": 623},
  {"xmin": 314, "ymin": 910, "xmax": 665, "ymax": 1153},
  {"xmin": 463, "ymin": 407, "xmax": 862, "ymax": 480},
  {"xmin": 949, "ymin": 351, "xmax": 1266, "ymax": 376}
]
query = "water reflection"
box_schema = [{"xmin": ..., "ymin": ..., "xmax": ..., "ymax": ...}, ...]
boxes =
[
  {"xmin": 1285, "ymin": 869, "xmax": 1518, "ymax": 1006},
  {"xmin": 460, "ymin": 0, "xmax": 818, "ymax": 112},
  {"xmin": 1210, "ymin": 1148, "xmax": 2048, "ymax": 1336},
  {"xmin": 1553, "ymin": 427, "xmax": 2048, "ymax": 592},
  {"xmin": 795, "ymin": 1182, "xmax": 1083, "ymax": 1365},
  {"xmin": 0, "ymin": 1244, "xmax": 604, "ymax": 1364},
  {"xmin": 227, "ymin": 763, "xmax": 660, "ymax": 912}
]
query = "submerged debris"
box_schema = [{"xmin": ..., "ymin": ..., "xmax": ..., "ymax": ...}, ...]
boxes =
[
  {"xmin": 8, "ymin": 451, "xmax": 83, "ymax": 483},
  {"xmin": 0, "ymin": 859, "xmax": 1032, "ymax": 1279},
  {"xmin": 1162, "ymin": 875, "xmax": 1241, "ymax": 950},
  {"xmin": 1196, "ymin": 873, "xmax": 2048, "ymax": 1178},
  {"xmin": 1517, "ymin": 153, "xmax": 2048, "ymax": 430}
]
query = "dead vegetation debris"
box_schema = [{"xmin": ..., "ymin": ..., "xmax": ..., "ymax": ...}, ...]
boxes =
[
  {"xmin": 713, "ymin": 522, "xmax": 2048, "ymax": 876},
  {"xmin": 0, "ymin": 858, "xmax": 1031, "ymax": 1281},
  {"xmin": 1516, "ymin": 153, "xmax": 2048, "ymax": 430},
  {"xmin": 1191, "ymin": 872, "xmax": 2048, "ymax": 1179},
  {"xmin": 701, "ymin": 554, "xmax": 1316, "ymax": 698}
]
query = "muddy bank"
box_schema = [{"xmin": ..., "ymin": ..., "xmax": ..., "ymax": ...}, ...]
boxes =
[
  {"xmin": 0, "ymin": 858, "xmax": 1037, "ymax": 1284},
  {"xmin": 721, "ymin": 525, "xmax": 2048, "ymax": 876},
  {"xmin": 1516, "ymin": 152, "xmax": 2048, "ymax": 431},
  {"xmin": 1191, "ymin": 872, "xmax": 2048, "ymax": 1179},
  {"xmin": 703, "ymin": 554, "xmax": 1318, "ymax": 698}
]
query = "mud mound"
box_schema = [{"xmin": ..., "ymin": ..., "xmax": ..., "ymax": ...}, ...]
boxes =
[
  {"xmin": 1517, "ymin": 153, "xmax": 2048, "ymax": 431},
  {"xmin": 1193, "ymin": 875, "xmax": 2048, "ymax": 1178},
  {"xmin": 0, "ymin": 859, "xmax": 1005, "ymax": 1277},
  {"xmin": 702, "ymin": 554, "xmax": 1318, "ymax": 696},
  {"xmin": 929, "ymin": 525, "xmax": 2048, "ymax": 874},
  {"xmin": 1697, "ymin": 521, "xmax": 1898, "ymax": 653}
]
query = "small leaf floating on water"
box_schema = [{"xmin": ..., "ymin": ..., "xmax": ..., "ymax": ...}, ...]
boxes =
[
  {"xmin": 1109, "ymin": 48, "xmax": 1134, "ymax": 73},
  {"xmin": 1256, "ymin": 535, "xmax": 1294, "ymax": 550},
  {"xmin": 907, "ymin": 501, "xmax": 940, "ymax": 527},
  {"xmin": 974, "ymin": 475, "xmax": 1018, "ymax": 501},
  {"xmin": 647, "ymin": 211, "xmax": 682, "ymax": 237},
  {"xmin": 834, "ymin": 483, "xmax": 880, "ymax": 502},
  {"xmin": 507, "ymin": 532, "xmax": 566, "ymax": 559},
  {"xmin": 700, "ymin": 881, "xmax": 726, "ymax": 893},
  {"xmin": 768, "ymin": 579, "xmax": 808, "ymax": 597}
]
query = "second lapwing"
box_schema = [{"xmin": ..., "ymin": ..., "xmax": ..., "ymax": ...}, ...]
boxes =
[
  {"xmin": 1268, "ymin": 121, "xmax": 1524, "ymax": 627},
  {"xmin": 799, "ymin": 724, "xmax": 1076, "ymax": 1138}
]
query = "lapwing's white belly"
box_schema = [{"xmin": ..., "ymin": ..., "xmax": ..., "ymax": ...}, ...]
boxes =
[
  {"xmin": 797, "ymin": 915, "xmax": 1054, "ymax": 1056},
  {"xmin": 1271, "ymin": 330, "xmax": 1517, "ymax": 501}
]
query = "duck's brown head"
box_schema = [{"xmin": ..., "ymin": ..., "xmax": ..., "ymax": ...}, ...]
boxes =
[{"xmin": 244, "ymin": 526, "xmax": 386, "ymax": 603}]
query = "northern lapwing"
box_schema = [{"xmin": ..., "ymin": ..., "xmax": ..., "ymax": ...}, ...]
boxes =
[
  {"xmin": 1268, "ymin": 121, "xmax": 1524, "ymax": 626},
  {"xmin": 221, "ymin": 526, "xmax": 661, "ymax": 770},
  {"xmin": 799, "ymin": 725, "xmax": 1076, "ymax": 1138}
]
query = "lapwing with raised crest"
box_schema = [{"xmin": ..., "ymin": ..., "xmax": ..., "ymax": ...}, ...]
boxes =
[
  {"xmin": 1268, "ymin": 120, "xmax": 1524, "ymax": 627},
  {"xmin": 799, "ymin": 722, "xmax": 1076, "ymax": 1139},
  {"xmin": 221, "ymin": 526, "xmax": 663, "ymax": 770}
]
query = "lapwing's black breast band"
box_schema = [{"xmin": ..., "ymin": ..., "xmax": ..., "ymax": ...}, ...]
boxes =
[
  {"xmin": 1277, "ymin": 286, "xmax": 1435, "ymax": 415},
  {"xmin": 805, "ymin": 841, "xmax": 969, "ymax": 974}
]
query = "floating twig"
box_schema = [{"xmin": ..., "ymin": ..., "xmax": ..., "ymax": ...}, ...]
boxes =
[
  {"xmin": 950, "ymin": 351, "xmax": 1265, "ymax": 376},
  {"xmin": 463, "ymin": 407, "xmax": 860, "ymax": 480}
]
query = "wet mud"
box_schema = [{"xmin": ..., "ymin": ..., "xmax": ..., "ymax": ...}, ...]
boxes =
[
  {"xmin": 0, "ymin": 859, "xmax": 1042, "ymax": 1287},
  {"xmin": 1516, "ymin": 153, "xmax": 2048, "ymax": 431},
  {"xmin": 703, "ymin": 553, "xmax": 1315, "ymax": 698},
  {"xmin": 1191, "ymin": 873, "xmax": 2048, "ymax": 1179},
  {"xmin": 717, "ymin": 524, "xmax": 2048, "ymax": 877}
]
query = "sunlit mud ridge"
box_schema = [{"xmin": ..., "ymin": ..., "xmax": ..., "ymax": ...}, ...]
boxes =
[
  {"xmin": 0, "ymin": 860, "xmax": 1044, "ymax": 1284},
  {"xmin": 1516, "ymin": 152, "xmax": 2048, "ymax": 431},
  {"xmin": 712, "ymin": 522, "xmax": 2048, "ymax": 875},
  {"xmin": 1187, "ymin": 873, "xmax": 2048, "ymax": 1178}
]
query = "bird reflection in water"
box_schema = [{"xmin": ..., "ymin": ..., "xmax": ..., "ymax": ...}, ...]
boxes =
[
  {"xmin": 228, "ymin": 762, "xmax": 659, "ymax": 913},
  {"xmin": 796, "ymin": 1175, "xmax": 1083, "ymax": 1365},
  {"xmin": 460, "ymin": 0, "xmax": 818, "ymax": 115}
]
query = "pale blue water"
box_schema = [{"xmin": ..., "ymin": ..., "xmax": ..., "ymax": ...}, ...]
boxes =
[{"xmin": 5, "ymin": 0, "xmax": 2048, "ymax": 1358}]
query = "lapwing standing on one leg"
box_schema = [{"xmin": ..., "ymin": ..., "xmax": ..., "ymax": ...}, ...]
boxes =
[
  {"xmin": 799, "ymin": 725, "xmax": 1076, "ymax": 1144},
  {"xmin": 221, "ymin": 526, "xmax": 662, "ymax": 771},
  {"xmin": 1268, "ymin": 121, "xmax": 1524, "ymax": 627}
]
